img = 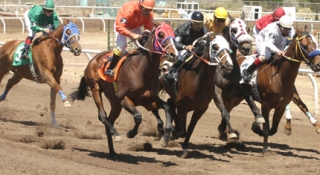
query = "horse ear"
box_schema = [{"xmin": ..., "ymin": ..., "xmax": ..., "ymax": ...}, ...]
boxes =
[
  {"xmin": 240, "ymin": 11, "xmax": 245, "ymax": 20},
  {"xmin": 312, "ymin": 30, "xmax": 317, "ymax": 37},
  {"xmin": 305, "ymin": 25, "xmax": 309, "ymax": 33},
  {"xmin": 246, "ymin": 27, "xmax": 251, "ymax": 34},
  {"xmin": 72, "ymin": 17, "xmax": 77, "ymax": 24},
  {"xmin": 63, "ymin": 18, "xmax": 68, "ymax": 25},
  {"xmin": 228, "ymin": 12, "xmax": 235, "ymax": 23},
  {"xmin": 153, "ymin": 20, "xmax": 160, "ymax": 28}
]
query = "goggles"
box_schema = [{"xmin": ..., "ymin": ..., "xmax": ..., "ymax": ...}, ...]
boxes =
[
  {"xmin": 141, "ymin": 7, "xmax": 153, "ymax": 13},
  {"xmin": 281, "ymin": 27, "xmax": 292, "ymax": 31},
  {"xmin": 192, "ymin": 21, "xmax": 204, "ymax": 27},
  {"xmin": 215, "ymin": 17, "xmax": 226, "ymax": 23},
  {"xmin": 44, "ymin": 9, "xmax": 53, "ymax": 13}
]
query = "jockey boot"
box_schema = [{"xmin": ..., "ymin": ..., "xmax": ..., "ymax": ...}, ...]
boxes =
[
  {"xmin": 21, "ymin": 36, "xmax": 33, "ymax": 59},
  {"xmin": 242, "ymin": 58, "xmax": 262, "ymax": 82},
  {"xmin": 166, "ymin": 59, "xmax": 183, "ymax": 81},
  {"xmin": 104, "ymin": 50, "xmax": 122, "ymax": 77},
  {"xmin": 21, "ymin": 44, "xmax": 30, "ymax": 59}
]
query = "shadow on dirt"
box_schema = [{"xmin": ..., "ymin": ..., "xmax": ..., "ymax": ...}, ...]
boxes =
[{"xmin": 73, "ymin": 147, "xmax": 180, "ymax": 166}]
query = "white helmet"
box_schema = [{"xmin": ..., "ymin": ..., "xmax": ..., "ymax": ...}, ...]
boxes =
[{"xmin": 279, "ymin": 15, "xmax": 293, "ymax": 28}]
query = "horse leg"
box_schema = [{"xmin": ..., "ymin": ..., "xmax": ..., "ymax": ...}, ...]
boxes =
[
  {"xmin": 261, "ymin": 105, "xmax": 271, "ymax": 153},
  {"xmin": 283, "ymin": 104, "xmax": 292, "ymax": 135},
  {"xmin": 91, "ymin": 86, "xmax": 116, "ymax": 156},
  {"xmin": 42, "ymin": 71, "xmax": 71, "ymax": 108},
  {"xmin": 151, "ymin": 109, "xmax": 165, "ymax": 139},
  {"xmin": 0, "ymin": 73, "xmax": 22, "ymax": 101},
  {"xmin": 181, "ymin": 108, "xmax": 207, "ymax": 158},
  {"xmin": 212, "ymin": 88, "xmax": 238, "ymax": 141},
  {"xmin": 103, "ymin": 89, "xmax": 122, "ymax": 142},
  {"xmin": 240, "ymin": 88, "xmax": 265, "ymax": 124},
  {"xmin": 50, "ymin": 88, "xmax": 59, "ymax": 127},
  {"xmin": 290, "ymin": 85, "xmax": 320, "ymax": 134},
  {"xmin": 270, "ymin": 107, "xmax": 286, "ymax": 136},
  {"xmin": 159, "ymin": 98, "xmax": 174, "ymax": 147},
  {"xmin": 121, "ymin": 96, "xmax": 142, "ymax": 138}
]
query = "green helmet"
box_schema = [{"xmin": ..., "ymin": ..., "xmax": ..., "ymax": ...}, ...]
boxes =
[{"xmin": 43, "ymin": 0, "xmax": 55, "ymax": 10}]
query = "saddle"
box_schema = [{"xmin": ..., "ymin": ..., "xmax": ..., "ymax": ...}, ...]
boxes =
[{"xmin": 98, "ymin": 50, "xmax": 138, "ymax": 83}]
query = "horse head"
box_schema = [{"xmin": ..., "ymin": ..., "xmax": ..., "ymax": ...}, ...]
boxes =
[
  {"xmin": 228, "ymin": 12, "xmax": 253, "ymax": 55},
  {"xmin": 204, "ymin": 32, "xmax": 233, "ymax": 73},
  {"xmin": 287, "ymin": 25, "xmax": 320, "ymax": 72},
  {"xmin": 62, "ymin": 18, "xmax": 82, "ymax": 56},
  {"xmin": 145, "ymin": 21, "xmax": 178, "ymax": 62},
  {"xmin": 307, "ymin": 29, "xmax": 320, "ymax": 72}
]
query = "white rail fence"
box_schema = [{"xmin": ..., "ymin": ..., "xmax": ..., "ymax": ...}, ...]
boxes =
[{"xmin": 0, "ymin": 42, "xmax": 319, "ymax": 113}]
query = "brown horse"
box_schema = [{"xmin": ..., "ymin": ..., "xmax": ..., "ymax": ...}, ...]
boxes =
[
  {"xmin": 236, "ymin": 25, "xmax": 319, "ymax": 153},
  {"xmin": 213, "ymin": 13, "xmax": 265, "ymax": 142},
  {"xmin": 0, "ymin": 18, "xmax": 81, "ymax": 126},
  {"xmin": 160, "ymin": 32, "xmax": 234, "ymax": 158},
  {"xmin": 69, "ymin": 21, "xmax": 179, "ymax": 157}
]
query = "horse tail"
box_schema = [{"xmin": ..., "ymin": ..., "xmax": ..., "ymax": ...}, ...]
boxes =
[{"xmin": 69, "ymin": 77, "xmax": 90, "ymax": 101}]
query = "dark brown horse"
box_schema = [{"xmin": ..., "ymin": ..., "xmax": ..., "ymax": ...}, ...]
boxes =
[
  {"xmin": 236, "ymin": 25, "xmax": 319, "ymax": 152},
  {"xmin": 69, "ymin": 21, "xmax": 179, "ymax": 157},
  {"xmin": 213, "ymin": 13, "xmax": 265, "ymax": 142},
  {"xmin": 160, "ymin": 32, "xmax": 234, "ymax": 158},
  {"xmin": 0, "ymin": 18, "xmax": 81, "ymax": 126}
]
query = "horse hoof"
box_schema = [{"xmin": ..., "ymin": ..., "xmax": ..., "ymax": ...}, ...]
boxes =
[
  {"xmin": 218, "ymin": 130, "xmax": 227, "ymax": 141},
  {"xmin": 284, "ymin": 128, "xmax": 291, "ymax": 135},
  {"xmin": 63, "ymin": 100, "xmax": 72, "ymax": 108},
  {"xmin": 229, "ymin": 133, "xmax": 238, "ymax": 139},
  {"xmin": 256, "ymin": 117, "xmax": 265, "ymax": 123},
  {"xmin": 314, "ymin": 122, "xmax": 320, "ymax": 134},
  {"xmin": 171, "ymin": 129, "xmax": 180, "ymax": 139},
  {"xmin": 126, "ymin": 131, "xmax": 136, "ymax": 138},
  {"xmin": 114, "ymin": 136, "xmax": 122, "ymax": 142},
  {"xmin": 160, "ymin": 137, "xmax": 169, "ymax": 147},
  {"xmin": 284, "ymin": 124, "xmax": 292, "ymax": 135}
]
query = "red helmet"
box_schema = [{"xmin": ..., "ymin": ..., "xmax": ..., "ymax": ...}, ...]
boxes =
[
  {"xmin": 273, "ymin": 7, "xmax": 285, "ymax": 21},
  {"xmin": 139, "ymin": 0, "xmax": 155, "ymax": 9}
]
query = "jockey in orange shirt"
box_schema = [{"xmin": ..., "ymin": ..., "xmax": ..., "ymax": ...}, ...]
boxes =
[{"xmin": 105, "ymin": 0, "xmax": 155, "ymax": 76}]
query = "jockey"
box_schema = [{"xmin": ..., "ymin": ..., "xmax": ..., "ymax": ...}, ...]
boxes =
[
  {"xmin": 209, "ymin": 7, "xmax": 228, "ymax": 34},
  {"xmin": 104, "ymin": 0, "xmax": 155, "ymax": 77},
  {"xmin": 21, "ymin": 0, "xmax": 59, "ymax": 59},
  {"xmin": 252, "ymin": 7, "xmax": 286, "ymax": 39},
  {"xmin": 166, "ymin": 11, "xmax": 208, "ymax": 81},
  {"xmin": 242, "ymin": 15, "xmax": 295, "ymax": 82}
]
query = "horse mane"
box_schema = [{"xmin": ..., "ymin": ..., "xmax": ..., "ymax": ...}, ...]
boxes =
[{"xmin": 32, "ymin": 23, "xmax": 65, "ymax": 47}]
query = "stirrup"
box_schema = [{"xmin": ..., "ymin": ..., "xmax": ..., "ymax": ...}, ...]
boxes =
[
  {"xmin": 166, "ymin": 69, "xmax": 178, "ymax": 81},
  {"xmin": 21, "ymin": 52, "xmax": 29, "ymax": 59},
  {"xmin": 105, "ymin": 69, "xmax": 114, "ymax": 76},
  {"xmin": 242, "ymin": 69, "xmax": 252, "ymax": 82}
]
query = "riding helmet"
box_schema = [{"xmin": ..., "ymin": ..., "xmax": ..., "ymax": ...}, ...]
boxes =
[{"xmin": 191, "ymin": 11, "xmax": 204, "ymax": 22}]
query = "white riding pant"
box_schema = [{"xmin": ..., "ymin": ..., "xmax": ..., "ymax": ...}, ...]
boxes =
[
  {"xmin": 24, "ymin": 10, "xmax": 52, "ymax": 38},
  {"xmin": 252, "ymin": 26, "xmax": 260, "ymax": 40},
  {"xmin": 114, "ymin": 22, "xmax": 142, "ymax": 53},
  {"xmin": 256, "ymin": 35, "xmax": 272, "ymax": 61}
]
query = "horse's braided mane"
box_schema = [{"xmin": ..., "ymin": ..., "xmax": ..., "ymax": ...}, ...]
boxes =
[{"xmin": 32, "ymin": 24, "xmax": 64, "ymax": 47}]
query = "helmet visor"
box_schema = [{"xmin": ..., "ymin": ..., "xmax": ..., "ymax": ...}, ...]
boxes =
[
  {"xmin": 215, "ymin": 17, "xmax": 226, "ymax": 23},
  {"xmin": 192, "ymin": 21, "xmax": 204, "ymax": 27}
]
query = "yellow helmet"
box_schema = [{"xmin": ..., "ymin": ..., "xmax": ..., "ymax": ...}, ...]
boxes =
[{"xmin": 214, "ymin": 7, "xmax": 228, "ymax": 19}]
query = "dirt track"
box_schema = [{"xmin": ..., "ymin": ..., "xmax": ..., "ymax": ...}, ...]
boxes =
[{"xmin": 0, "ymin": 21, "xmax": 320, "ymax": 175}]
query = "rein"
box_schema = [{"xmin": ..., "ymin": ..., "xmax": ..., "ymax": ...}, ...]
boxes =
[
  {"xmin": 283, "ymin": 35, "xmax": 310, "ymax": 63},
  {"xmin": 258, "ymin": 35, "xmax": 311, "ymax": 75},
  {"xmin": 46, "ymin": 22, "xmax": 80, "ymax": 49}
]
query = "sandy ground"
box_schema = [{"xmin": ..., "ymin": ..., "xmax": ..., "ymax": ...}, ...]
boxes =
[{"xmin": 0, "ymin": 22, "xmax": 320, "ymax": 175}]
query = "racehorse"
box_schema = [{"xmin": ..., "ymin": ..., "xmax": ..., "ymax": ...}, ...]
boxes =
[
  {"xmin": 213, "ymin": 12, "xmax": 265, "ymax": 141},
  {"xmin": 237, "ymin": 25, "xmax": 319, "ymax": 152},
  {"xmin": 69, "ymin": 21, "xmax": 179, "ymax": 157},
  {"xmin": 160, "ymin": 32, "xmax": 234, "ymax": 158},
  {"xmin": 0, "ymin": 18, "xmax": 81, "ymax": 126}
]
